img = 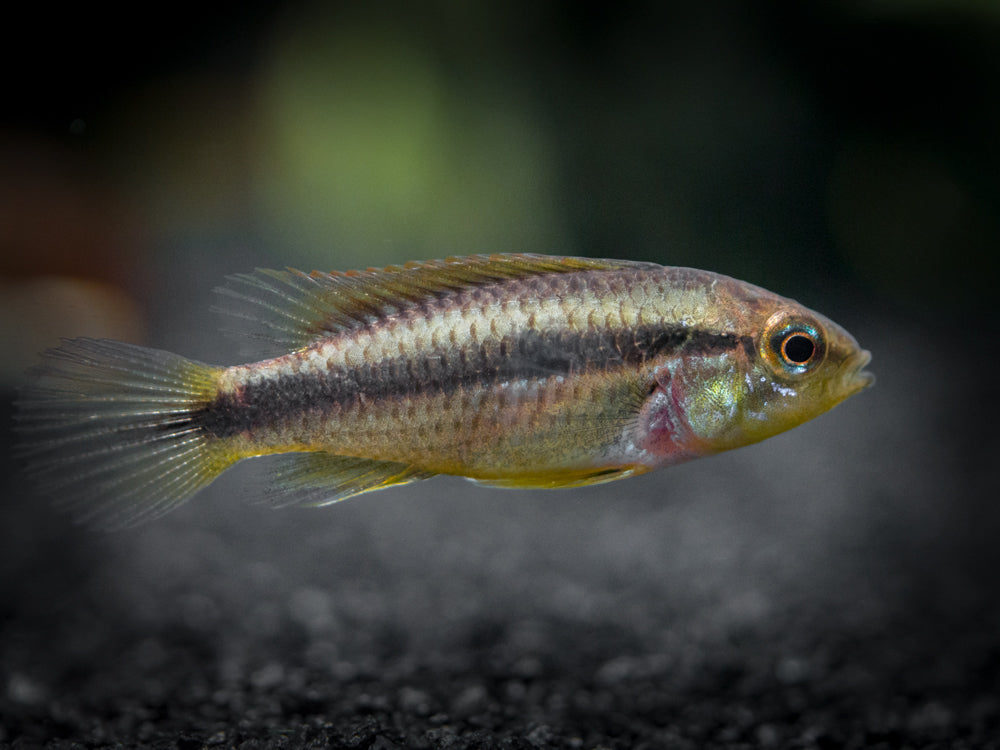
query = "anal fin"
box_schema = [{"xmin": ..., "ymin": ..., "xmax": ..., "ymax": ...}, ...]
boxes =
[{"xmin": 263, "ymin": 452, "xmax": 435, "ymax": 507}]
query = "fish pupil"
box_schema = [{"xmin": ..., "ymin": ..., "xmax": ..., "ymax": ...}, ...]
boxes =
[{"xmin": 782, "ymin": 334, "xmax": 815, "ymax": 364}]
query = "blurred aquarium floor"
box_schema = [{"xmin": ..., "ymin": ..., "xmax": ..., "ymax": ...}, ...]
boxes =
[{"xmin": 1, "ymin": 308, "xmax": 998, "ymax": 748}]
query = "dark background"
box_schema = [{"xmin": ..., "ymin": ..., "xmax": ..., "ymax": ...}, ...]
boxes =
[{"xmin": 2, "ymin": 2, "xmax": 998, "ymax": 748}]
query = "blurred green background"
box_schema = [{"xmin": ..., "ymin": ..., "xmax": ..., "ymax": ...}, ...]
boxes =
[{"xmin": 2, "ymin": 0, "xmax": 997, "ymax": 378}]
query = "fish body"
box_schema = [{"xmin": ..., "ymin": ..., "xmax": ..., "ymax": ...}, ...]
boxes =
[{"xmin": 16, "ymin": 254, "xmax": 873, "ymax": 528}]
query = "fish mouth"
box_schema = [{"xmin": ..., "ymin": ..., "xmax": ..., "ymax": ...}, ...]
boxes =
[{"xmin": 845, "ymin": 349, "xmax": 875, "ymax": 394}]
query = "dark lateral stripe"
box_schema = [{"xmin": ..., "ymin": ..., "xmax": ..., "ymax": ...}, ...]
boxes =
[{"xmin": 194, "ymin": 324, "xmax": 750, "ymax": 438}]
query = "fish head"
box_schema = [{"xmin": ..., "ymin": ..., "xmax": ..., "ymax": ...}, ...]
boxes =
[
  {"xmin": 641, "ymin": 289, "xmax": 874, "ymax": 465},
  {"xmin": 699, "ymin": 297, "xmax": 875, "ymax": 452}
]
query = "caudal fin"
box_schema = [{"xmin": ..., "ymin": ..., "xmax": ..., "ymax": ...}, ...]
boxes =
[{"xmin": 15, "ymin": 338, "xmax": 234, "ymax": 529}]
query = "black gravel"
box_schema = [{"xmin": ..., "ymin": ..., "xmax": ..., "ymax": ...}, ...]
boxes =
[{"xmin": 2, "ymin": 318, "xmax": 999, "ymax": 749}]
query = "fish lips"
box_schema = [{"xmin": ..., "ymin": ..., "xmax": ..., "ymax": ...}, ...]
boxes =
[{"xmin": 844, "ymin": 349, "xmax": 875, "ymax": 395}]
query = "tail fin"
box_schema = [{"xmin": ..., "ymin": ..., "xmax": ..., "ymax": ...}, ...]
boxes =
[{"xmin": 15, "ymin": 338, "xmax": 234, "ymax": 530}]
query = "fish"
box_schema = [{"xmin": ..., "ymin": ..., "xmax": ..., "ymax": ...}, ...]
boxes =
[{"xmin": 15, "ymin": 253, "xmax": 874, "ymax": 529}]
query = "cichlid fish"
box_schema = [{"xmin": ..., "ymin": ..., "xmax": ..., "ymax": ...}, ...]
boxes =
[{"xmin": 16, "ymin": 254, "xmax": 873, "ymax": 529}]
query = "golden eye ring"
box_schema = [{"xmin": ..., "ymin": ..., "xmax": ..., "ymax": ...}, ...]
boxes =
[
  {"xmin": 761, "ymin": 312, "xmax": 826, "ymax": 375},
  {"xmin": 780, "ymin": 332, "xmax": 816, "ymax": 366}
]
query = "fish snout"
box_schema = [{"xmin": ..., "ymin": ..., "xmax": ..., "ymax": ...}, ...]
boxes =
[{"xmin": 845, "ymin": 349, "xmax": 875, "ymax": 394}]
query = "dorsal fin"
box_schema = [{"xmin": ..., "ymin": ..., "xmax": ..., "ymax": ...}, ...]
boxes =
[{"xmin": 213, "ymin": 253, "xmax": 660, "ymax": 354}]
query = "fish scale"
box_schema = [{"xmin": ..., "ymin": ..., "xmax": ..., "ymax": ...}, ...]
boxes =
[{"xmin": 216, "ymin": 270, "xmax": 728, "ymax": 480}]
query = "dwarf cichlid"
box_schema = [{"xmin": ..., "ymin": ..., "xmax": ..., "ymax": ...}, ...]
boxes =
[{"xmin": 16, "ymin": 254, "xmax": 873, "ymax": 529}]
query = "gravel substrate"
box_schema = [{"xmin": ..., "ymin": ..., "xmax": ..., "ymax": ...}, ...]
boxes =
[{"xmin": 2, "ymin": 318, "xmax": 997, "ymax": 749}]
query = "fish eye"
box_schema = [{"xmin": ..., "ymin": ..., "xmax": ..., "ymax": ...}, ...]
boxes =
[
  {"xmin": 762, "ymin": 313, "xmax": 826, "ymax": 376},
  {"xmin": 781, "ymin": 333, "xmax": 815, "ymax": 365}
]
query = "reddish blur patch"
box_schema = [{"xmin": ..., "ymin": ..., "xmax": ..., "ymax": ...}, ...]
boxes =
[{"xmin": 0, "ymin": 131, "xmax": 149, "ymax": 386}]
